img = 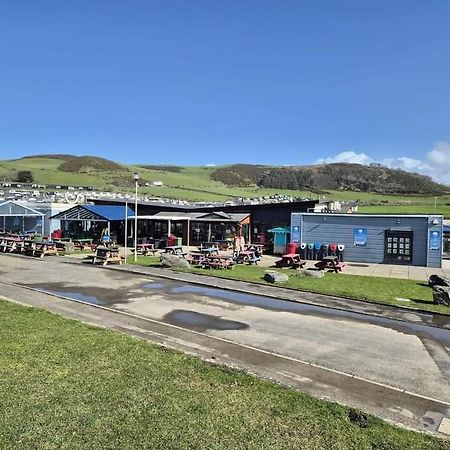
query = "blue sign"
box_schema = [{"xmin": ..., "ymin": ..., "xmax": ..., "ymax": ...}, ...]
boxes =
[
  {"xmin": 429, "ymin": 230, "xmax": 441, "ymax": 250},
  {"xmin": 291, "ymin": 225, "xmax": 300, "ymax": 243},
  {"xmin": 353, "ymin": 227, "xmax": 367, "ymax": 246}
]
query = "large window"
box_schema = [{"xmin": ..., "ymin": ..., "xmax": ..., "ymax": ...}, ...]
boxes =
[{"xmin": 384, "ymin": 230, "xmax": 413, "ymax": 263}]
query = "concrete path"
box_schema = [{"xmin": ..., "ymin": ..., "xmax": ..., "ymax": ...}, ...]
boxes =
[{"xmin": 1, "ymin": 254, "xmax": 450, "ymax": 436}]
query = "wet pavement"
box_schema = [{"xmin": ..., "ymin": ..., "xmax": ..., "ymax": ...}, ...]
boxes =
[{"xmin": 1, "ymin": 254, "xmax": 450, "ymax": 435}]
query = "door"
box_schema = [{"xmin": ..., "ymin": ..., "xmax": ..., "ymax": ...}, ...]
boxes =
[{"xmin": 384, "ymin": 230, "xmax": 413, "ymax": 264}]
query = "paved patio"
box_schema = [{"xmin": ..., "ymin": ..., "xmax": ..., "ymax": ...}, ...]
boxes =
[
  {"xmin": 75, "ymin": 246, "xmax": 450, "ymax": 282},
  {"xmin": 258, "ymin": 255, "xmax": 450, "ymax": 281}
]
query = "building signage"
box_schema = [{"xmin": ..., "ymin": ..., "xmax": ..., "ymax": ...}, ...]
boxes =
[
  {"xmin": 353, "ymin": 227, "xmax": 367, "ymax": 246},
  {"xmin": 429, "ymin": 230, "xmax": 441, "ymax": 250},
  {"xmin": 291, "ymin": 225, "xmax": 300, "ymax": 243}
]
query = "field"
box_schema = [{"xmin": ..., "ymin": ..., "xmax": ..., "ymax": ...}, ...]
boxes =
[
  {"xmin": 1, "ymin": 156, "xmax": 450, "ymax": 216},
  {"xmin": 1, "ymin": 299, "xmax": 447, "ymax": 449}
]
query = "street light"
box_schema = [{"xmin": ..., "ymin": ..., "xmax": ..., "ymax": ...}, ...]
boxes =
[{"xmin": 133, "ymin": 172, "xmax": 139, "ymax": 261}]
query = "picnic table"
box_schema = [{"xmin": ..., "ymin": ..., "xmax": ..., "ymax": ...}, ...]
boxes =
[
  {"xmin": 0, "ymin": 236, "xmax": 23, "ymax": 253},
  {"xmin": 244, "ymin": 243, "xmax": 264, "ymax": 254},
  {"xmin": 204, "ymin": 254, "xmax": 234, "ymax": 270},
  {"xmin": 200, "ymin": 242, "xmax": 219, "ymax": 249},
  {"xmin": 274, "ymin": 253, "xmax": 305, "ymax": 269},
  {"xmin": 162, "ymin": 246, "xmax": 187, "ymax": 258},
  {"xmin": 92, "ymin": 246, "xmax": 123, "ymax": 266},
  {"xmin": 25, "ymin": 241, "xmax": 59, "ymax": 258},
  {"xmin": 199, "ymin": 247, "xmax": 219, "ymax": 256},
  {"xmin": 186, "ymin": 252, "xmax": 207, "ymax": 265},
  {"xmin": 73, "ymin": 238, "xmax": 94, "ymax": 251},
  {"xmin": 134, "ymin": 243, "xmax": 158, "ymax": 256},
  {"xmin": 315, "ymin": 256, "xmax": 345, "ymax": 272}
]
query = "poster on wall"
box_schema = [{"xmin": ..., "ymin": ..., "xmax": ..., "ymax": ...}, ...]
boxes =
[
  {"xmin": 353, "ymin": 227, "xmax": 367, "ymax": 246},
  {"xmin": 291, "ymin": 225, "xmax": 300, "ymax": 243},
  {"xmin": 429, "ymin": 230, "xmax": 441, "ymax": 250}
]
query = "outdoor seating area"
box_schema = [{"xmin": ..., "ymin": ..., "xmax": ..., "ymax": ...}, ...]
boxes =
[{"xmin": 0, "ymin": 234, "xmax": 61, "ymax": 258}]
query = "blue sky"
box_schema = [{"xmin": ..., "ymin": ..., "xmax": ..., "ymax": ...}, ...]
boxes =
[{"xmin": 1, "ymin": 1, "xmax": 450, "ymax": 181}]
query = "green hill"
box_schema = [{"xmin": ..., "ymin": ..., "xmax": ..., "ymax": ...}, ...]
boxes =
[
  {"xmin": 1, "ymin": 155, "xmax": 450, "ymax": 217},
  {"xmin": 211, "ymin": 163, "xmax": 448, "ymax": 196}
]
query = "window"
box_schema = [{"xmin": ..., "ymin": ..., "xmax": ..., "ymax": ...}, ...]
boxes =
[{"xmin": 384, "ymin": 230, "xmax": 413, "ymax": 263}]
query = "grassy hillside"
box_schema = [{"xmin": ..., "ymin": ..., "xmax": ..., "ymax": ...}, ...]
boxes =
[
  {"xmin": 211, "ymin": 163, "xmax": 448, "ymax": 196},
  {"xmin": 1, "ymin": 155, "xmax": 450, "ymax": 217}
]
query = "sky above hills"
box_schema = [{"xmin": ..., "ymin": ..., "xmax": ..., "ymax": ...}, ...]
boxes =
[{"xmin": 1, "ymin": 1, "xmax": 450, "ymax": 183}]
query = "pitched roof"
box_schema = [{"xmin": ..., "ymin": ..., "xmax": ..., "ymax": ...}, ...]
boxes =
[
  {"xmin": 0, "ymin": 200, "xmax": 44, "ymax": 216},
  {"xmin": 50, "ymin": 204, "xmax": 134, "ymax": 221}
]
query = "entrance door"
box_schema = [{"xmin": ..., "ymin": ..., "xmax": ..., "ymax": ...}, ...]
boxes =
[{"xmin": 384, "ymin": 230, "xmax": 413, "ymax": 263}]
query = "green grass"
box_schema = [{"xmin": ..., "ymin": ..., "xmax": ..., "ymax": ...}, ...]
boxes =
[
  {"xmin": 128, "ymin": 257, "xmax": 443, "ymax": 315},
  {"xmin": 0, "ymin": 299, "xmax": 447, "ymax": 449},
  {"xmin": 359, "ymin": 204, "xmax": 450, "ymax": 217}
]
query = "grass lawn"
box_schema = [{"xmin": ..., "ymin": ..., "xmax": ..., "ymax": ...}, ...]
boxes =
[
  {"xmin": 127, "ymin": 256, "xmax": 443, "ymax": 315},
  {"xmin": 0, "ymin": 299, "xmax": 448, "ymax": 450}
]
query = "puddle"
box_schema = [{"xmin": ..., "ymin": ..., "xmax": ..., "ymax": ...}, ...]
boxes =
[
  {"xmin": 36, "ymin": 288, "xmax": 105, "ymax": 305},
  {"xmin": 163, "ymin": 309, "xmax": 249, "ymax": 332},
  {"xmin": 144, "ymin": 282, "xmax": 450, "ymax": 346},
  {"xmin": 143, "ymin": 282, "xmax": 166, "ymax": 289}
]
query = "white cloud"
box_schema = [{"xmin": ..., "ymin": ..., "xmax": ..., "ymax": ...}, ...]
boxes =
[
  {"xmin": 381, "ymin": 156, "xmax": 430, "ymax": 173},
  {"xmin": 314, "ymin": 141, "xmax": 450, "ymax": 185},
  {"xmin": 315, "ymin": 151, "xmax": 373, "ymax": 165}
]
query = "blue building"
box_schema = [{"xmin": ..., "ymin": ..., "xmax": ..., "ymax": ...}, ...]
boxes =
[{"xmin": 291, "ymin": 213, "xmax": 443, "ymax": 268}]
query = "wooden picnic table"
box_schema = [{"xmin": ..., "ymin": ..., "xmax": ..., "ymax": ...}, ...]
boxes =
[
  {"xmin": 315, "ymin": 256, "xmax": 345, "ymax": 272},
  {"xmin": 0, "ymin": 236, "xmax": 23, "ymax": 253},
  {"xmin": 199, "ymin": 247, "xmax": 219, "ymax": 256},
  {"xmin": 244, "ymin": 243, "xmax": 264, "ymax": 253},
  {"xmin": 93, "ymin": 246, "xmax": 123, "ymax": 266},
  {"xmin": 275, "ymin": 253, "xmax": 305, "ymax": 269},
  {"xmin": 25, "ymin": 241, "xmax": 59, "ymax": 258},
  {"xmin": 205, "ymin": 254, "xmax": 234, "ymax": 270},
  {"xmin": 73, "ymin": 238, "xmax": 94, "ymax": 251},
  {"xmin": 135, "ymin": 243, "xmax": 158, "ymax": 256},
  {"xmin": 186, "ymin": 251, "xmax": 207, "ymax": 265},
  {"xmin": 163, "ymin": 246, "xmax": 187, "ymax": 257}
]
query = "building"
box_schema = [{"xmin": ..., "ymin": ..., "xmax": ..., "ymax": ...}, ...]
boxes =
[
  {"xmin": 92, "ymin": 198, "xmax": 318, "ymax": 245},
  {"xmin": 291, "ymin": 213, "xmax": 443, "ymax": 268},
  {"xmin": 0, "ymin": 200, "xmax": 45, "ymax": 234},
  {"xmin": 50, "ymin": 204, "xmax": 134, "ymax": 242}
]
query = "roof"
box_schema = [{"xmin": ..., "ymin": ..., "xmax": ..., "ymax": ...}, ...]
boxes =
[
  {"xmin": 130, "ymin": 211, "xmax": 250, "ymax": 223},
  {"xmin": 50, "ymin": 204, "xmax": 134, "ymax": 221},
  {"xmin": 82, "ymin": 204, "xmax": 135, "ymax": 221},
  {"xmin": 0, "ymin": 200, "xmax": 44, "ymax": 217},
  {"xmin": 297, "ymin": 212, "xmax": 444, "ymax": 218},
  {"xmin": 268, "ymin": 227, "xmax": 290, "ymax": 233}
]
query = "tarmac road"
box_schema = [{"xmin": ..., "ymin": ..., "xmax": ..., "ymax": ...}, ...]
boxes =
[{"xmin": 1, "ymin": 254, "xmax": 450, "ymax": 435}]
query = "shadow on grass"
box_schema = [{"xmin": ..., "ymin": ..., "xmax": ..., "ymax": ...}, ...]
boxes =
[{"xmin": 408, "ymin": 298, "xmax": 435, "ymax": 306}]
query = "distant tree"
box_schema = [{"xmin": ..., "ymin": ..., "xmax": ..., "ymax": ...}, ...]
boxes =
[{"xmin": 15, "ymin": 171, "xmax": 34, "ymax": 183}]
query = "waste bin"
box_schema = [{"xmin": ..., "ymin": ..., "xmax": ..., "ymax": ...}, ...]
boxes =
[
  {"xmin": 329, "ymin": 243, "xmax": 337, "ymax": 256},
  {"xmin": 175, "ymin": 237, "xmax": 183, "ymax": 246},
  {"xmin": 337, "ymin": 244, "xmax": 345, "ymax": 261},
  {"xmin": 286, "ymin": 242, "xmax": 297, "ymax": 254},
  {"xmin": 299, "ymin": 243, "xmax": 307, "ymax": 259},
  {"xmin": 313, "ymin": 242, "xmax": 322, "ymax": 260},
  {"xmin": 320, "ymin": 244, "xmax": 329, "ymax": 259}
]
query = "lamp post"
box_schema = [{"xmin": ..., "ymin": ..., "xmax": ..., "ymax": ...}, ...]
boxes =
[{"xmin": 133, "ymin": 172, "xmax": 139, "ymax": 262}]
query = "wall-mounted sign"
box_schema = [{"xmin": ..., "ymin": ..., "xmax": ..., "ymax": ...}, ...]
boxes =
[
  {"xmin": 291, "ymin": 225, "xmax": 300, "ymax": 243},
  {"xmin": 429, "ymin": 230, "xmax": 441, "ymax": 250},
  {"xmin": 353, "ymin": 227, "xmax": 367, "ymax": 246}
]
